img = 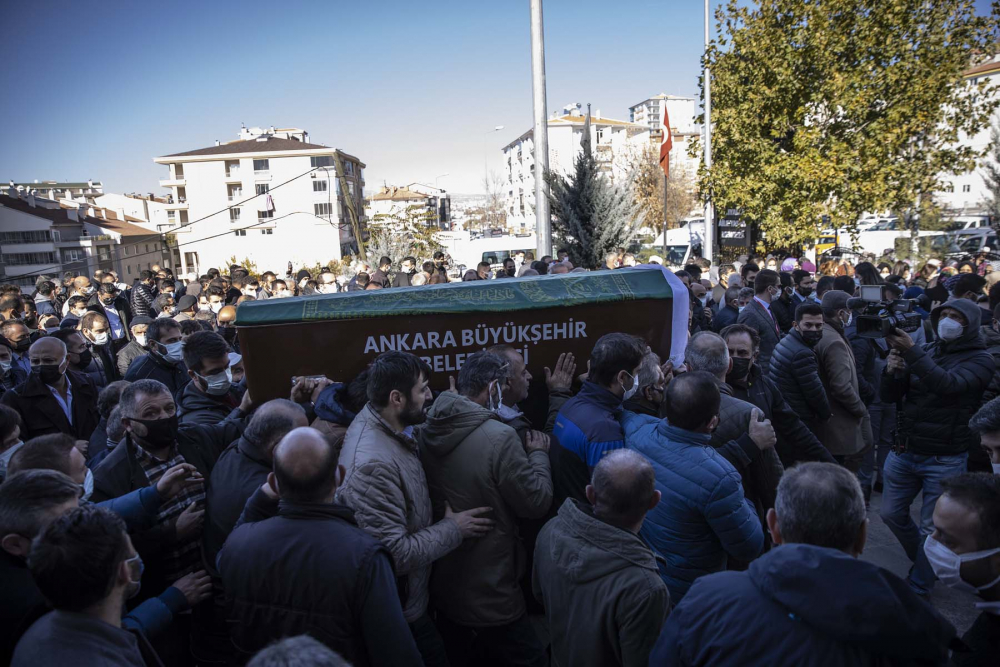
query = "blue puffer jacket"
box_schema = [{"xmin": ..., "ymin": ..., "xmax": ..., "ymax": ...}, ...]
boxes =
[
  {"xmin": 650, "ymin": 544, "xmax": 957, "ymax": 666},
  {"xmin": 622, "ymin": 413, "xmax": 763, "ymax": 602}
]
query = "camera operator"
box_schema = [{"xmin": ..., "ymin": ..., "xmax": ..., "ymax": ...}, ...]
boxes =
[{"xmin": 880, "ymin": 299, "xmax": 996, "ymax": 596}]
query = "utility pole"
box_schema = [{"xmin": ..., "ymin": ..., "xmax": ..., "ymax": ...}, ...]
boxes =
[
  {"xmin": 530, "ymin": 0, "xmax": 552, "ymax": 258},
  {"xmin": 702, "ymin": 0, "xmax": 715, "ymax": 263}
]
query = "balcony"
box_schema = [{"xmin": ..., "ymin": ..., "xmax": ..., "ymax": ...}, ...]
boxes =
[
  {"xmin": 164, "ymin": 198, "xmax": 188, "ymax": 210},
  {"xmin": 159, "ymin": 176, "xmax": 186, "ymax": 187},
  {"xmin": 227, "ymin": 194, "xmax": 243, "ymax": 202},
  {"xmin": 224, "ymin": 170, "xmax": 241, "ymax": 182}
]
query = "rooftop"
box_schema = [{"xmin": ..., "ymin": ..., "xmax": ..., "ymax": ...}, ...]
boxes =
[
  {"xmin": 1, "ymin": 194, "xmax": 156, "ymax": 237},
  {"xmin": 10, "ymin": 181, "xmax": 102, "ymax": 189},
  {"xmin": 964, "ymin": 58, "xmax": 1000, "ymax": 79},
  {"xmin": 370, "ymin": 186, "xmax": 430, "ymax": 202},
  {"xmin": 502, "ymin": 113, "xmax": 647, "ymax": 149},
  {"xmin": 629, "ymin": 93, "xmax": 696, "ymax": 108},
  {"xmin": 160, "ymin": 136, "xmax": 334, "ymax": 158}
]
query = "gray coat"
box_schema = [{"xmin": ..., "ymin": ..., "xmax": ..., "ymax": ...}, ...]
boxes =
[
  {"xmin": 534, "ymin": 499, "xmax": 669, "ymax": 667},
  {"xmin": 815, "ymin": 321, "xmax": 870, "ymax": 456}
]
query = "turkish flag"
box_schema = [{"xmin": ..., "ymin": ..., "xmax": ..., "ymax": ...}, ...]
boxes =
[{"xmin": 659, "ymin": 103, "xmax": 672, "ymax": 180}]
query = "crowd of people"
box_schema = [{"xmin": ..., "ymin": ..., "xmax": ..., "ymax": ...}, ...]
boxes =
[{"xmin": 0, "ymin": 250, "xmax": 998, "ymax": 667}]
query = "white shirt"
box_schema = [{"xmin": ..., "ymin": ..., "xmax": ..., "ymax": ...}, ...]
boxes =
[{"xmin": 103, "ymin": 303, "xmax": 125, "ymax": 339}]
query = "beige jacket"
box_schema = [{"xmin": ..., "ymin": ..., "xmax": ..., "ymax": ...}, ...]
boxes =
[{"xmin": 815, "ymin": 322, "xmax": 870, "ymax": 456}]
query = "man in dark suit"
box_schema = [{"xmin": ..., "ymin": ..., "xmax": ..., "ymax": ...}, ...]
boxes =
[
  {"xmin": 713, "ymin": 286, "xmax": 741, "ymax": 333},
  {"xmin": 0, "ymin": 337, "xmax": 99, "ymax": 442},
  {"xmin": 87, "ymin": 283, "xmax": 133, "ymax": 355},
  {"xmin": 736, "ymin": 269, "xmax": 782, "ymax": 375}
]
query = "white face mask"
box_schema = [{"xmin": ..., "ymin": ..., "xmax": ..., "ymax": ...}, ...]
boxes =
[
  {"xmin": 937, "ymin": 317, "xmax": 964, "ymax": 342},
  {"xmin": 622, "ymin": 371, "xmax": 640, "ymax": 402},
  {"xmin": 699, "ymin": 296, "xmax": 708, "ymax": 308},
  {"xmin": 924, "ymin": 535, "xmax": 1000, "ymax": 596},
  {"xmin": 738, "ymin": 305, "xmax": 746, "ymax": 313},
  {"xmin": 135, "ymin": 334, "xmax": 147, "ymax": 348},
  {"xmin": 210, "ymin": 302, "xmax": 223, "ymax": 314},
  {"xmin": 81, "ymin": 468, "xmax": 94, "ymax": 502},
  {"xmin": 198, "ymin": 367, "xmax": 233, "ymax": 396},
  {"xmin": 993, "ymin": 462, "xmax": 1000, "ymax": 476},
  {"xmin": 199, "ymin": 304, "xmax": 211, "ymax": 312},
  {"xmin": 91, "ymin": 332, "xmax": 109, "ymax": 346},
  {"xmin": 841, "ymin": 311, "xmax": 853, "ymax": 328},
  {"xmin": 0, "ymin": 359, "xmax": 10, "ymax": 374}
]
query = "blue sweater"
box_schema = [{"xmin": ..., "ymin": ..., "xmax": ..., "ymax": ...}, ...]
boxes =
[{"xmin": 622, "ymin": 414, "xmax": 763, "ymax": 601}]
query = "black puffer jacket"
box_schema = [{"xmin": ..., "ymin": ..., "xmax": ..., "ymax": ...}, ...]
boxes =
[
  {"xmin": 981, "ymin": 324, "xmax": 1000, "ymax": 405},
  {"xmin": 768, "ymin": 328, "xmax": 832, "ymax": 427},
  {"xmin": 881, "ymin": 299, "xmax": 996, "ymax": 456}
]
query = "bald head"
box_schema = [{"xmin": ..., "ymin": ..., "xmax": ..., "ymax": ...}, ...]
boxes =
[
  {"xmin": 243, "ymin": 399, "xmax": 308, "ymax": 461},
  {"xmin": 29, "ymin": 337, "xmax": 66, "ymax": 364},
  {"xmin": 587, "ymin": 449, "xmax": 659, "ymax": 531},
  {"xmin": 218, "ymin": 305, "xmax": 237, "ymax": 325},
  {"xmin": 685, "ymin": 331, "xmax": 730, "ymax": 381},
  {"xmin": 272, "ymin": 427, "xmax": 341, "ymax": 503}
]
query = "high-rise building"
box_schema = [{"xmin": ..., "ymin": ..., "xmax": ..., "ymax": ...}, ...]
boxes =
[
  {"xmin": 153, "ymin": 126, "xmax": 365, "ymax": 274},
  {"xmin": 628, "ymin": 94, "xmax": 698, "ymax": 134}
]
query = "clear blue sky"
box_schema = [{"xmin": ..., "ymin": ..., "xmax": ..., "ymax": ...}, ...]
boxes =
[{"xmin": 1, "ymin": 0, "xmax": 994, "ymax": 197}]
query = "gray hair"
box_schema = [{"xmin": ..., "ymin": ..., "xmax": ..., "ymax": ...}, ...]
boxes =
[
  {"xmin": 685, "ymin": 331, "xmax": 730, "ymax": 381},
  {"xmin": 970, "ymin": 396, "xmax": 1000, "ymax": 435},
  {"xmin": 247, "ymin": 635, "xmax": 349, "ymax": 667},
  {"xmin": 118, "ymin": 379, "xmax": 171, "ymax": 419},
  {"xmin": 775, "ymin": 462, "xmax": 866, "ymax": 551},
  {"xmin": 244, "ymin": 399, "xmax": 307, "ymax": 458},
  {"xmin": 456, "ymin": 352, "xmax": 509, "ymax": 398},
  {"xmin": 591, "ymin": 449, "xmax": 656, "ymax": 527},
  {"xmin": 738, "ymin": 287, "xmax": 754, "ymax": 301},
  {"xmin": 106, "ymin": 406, "xmax": 127, "ymax": 443},
  {"xmin": 0, "ymin": 470, "xmax": 80, "ymax": 538},
  {"xmin": 97, "ymin": 381, "xmax": 130, "ymax": 420},
  {"xmin": 724, "ymin": 286, "xmax": 741, "ymax": 305},
  {"xmin": 635, "ymin": 350, "xmax": 662, "ymax": 391}
]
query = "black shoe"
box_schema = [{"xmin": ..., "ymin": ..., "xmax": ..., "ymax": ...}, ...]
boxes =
[{"xmin": 874, "ymin": 480, "xmax": 883, "ymax": 494}]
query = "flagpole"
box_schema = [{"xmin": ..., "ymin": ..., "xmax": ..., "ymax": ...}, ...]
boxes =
[
  {"xmin": 703, "ymin": 0, "xmax": 715, "ymax": 263},
  {"xmin": 530, "ymin": 0, "xmax": 552, "ymax": 258}
]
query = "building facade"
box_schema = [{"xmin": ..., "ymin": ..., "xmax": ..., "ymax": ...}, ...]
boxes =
[
  {"xmin": 153, "ymin": 126, "xmax": 366, "ymax": 274},
  {"xmin": 8, "ymin": 180, "xmax": 104, "ymax": 201},
  {"xmin": 367, "ymin": 184, "xmax": 451, "ymax": 229},
  {"xmin": 500, "ymin": 110, "xmax": 652, "ymax": 230}
]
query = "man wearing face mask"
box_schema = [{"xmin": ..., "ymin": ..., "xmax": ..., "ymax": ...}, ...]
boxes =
[
  {"xmin": 622, "ymin": 349, "xmax": 668, "ymax": 418},
  {"xmin": 216, "ymin": 305, "xmax": 240, "ymax": 354},
  {"xmin": 2, "ymin": 320, "xmax": 33, "ymax": 380},
  {"xmin": 91, "ymin": 379, "xmax": 249, "ymax": 608},
  {"xmin": 116, "ymin": 317, "xmax": 152, "ymax": 377},
  {"xmin": 790, "ymin": 269, "xmax": 817, "ymax": 307},
  {"xmin": 87, "ymin": 283, "xmax": 133, "ymax": 355},
  {"xmin": 151, "ymin": 293, "xmax": 175, "ymax": 319},
  {"xmin": 176, "ymin": 331, "xmax": 242, "ymax": 426},
  {"xmin": 552, "ymin": 333, "xmax": 647, "ymax": 510},
  {"xmin": 768, "ymin": 303, "xmax": 833, "ymax": 435},
  {"xmin": 123, "ymin": 318, "xmax": 191, "ymax": 394},
  {"xmin": 65, "ymin": 295, "xmax": 89, "ymax": 321},
  {"xmin": 737, "ymin": 269, "xmax": 783, "ymax": 374},
  {"xmin": 393, "ymin": 257, "xmax": 418, "ymax": 288},
  {"xmin": 722, "ymin": 323, "xmax": 835, "ymax": 467},
  {"xmin": 130, "ymin": 270, "xmax": 157, "ymax": 319},
  {"xmin": 59, "ymin": 276, "xmax": 95, "ymax": 317},
  {"xmin": 49, "ymin": 328, "xmax": 108, "ymax": 390},
  {"xmin": 970, "ymin": 396, "xmax": 1000, "ymax": 474},
  {"xmin": 78, "ymin": 311, "xmax": 121, "ymax": 385},
  {"xmin": 924, "ymin": 473, "xmax": 1000, "ymax": 666},
  {"xmin": 814, "ymin": 291, "xmax": 871, "ymax": 474},
  {"xmin": 0, "ymin": 404, "xmax": 22, "ymax": 479},
  {"xmin": 880, "ymin": 298, "xmax": 996, "ymax": 596},
  {"xmin": 0, "ymin": 338, "xmax": 27, "ymax": 395},
  {"xmin": 1, "ymin": 337, "xmax": 99, "ymax": 441},
  {"xmin": 497, "ymin": 257, "xmax": 517, "ymax": 279},
  {"xmin": 173, "ymin": 294, "xmax": 198, "ymax": 322},
  {"xmin": 419, "ymin": 352, "xmax": 552, "ymax": 665},
  {"xmin": 712, "ymin": 286, "xmax": 742, "ymax": 333}
]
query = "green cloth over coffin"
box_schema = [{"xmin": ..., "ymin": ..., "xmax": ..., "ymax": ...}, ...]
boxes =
[{"xmin": 234, "ymin": 268, "xmax": 674, "ymax": 325}]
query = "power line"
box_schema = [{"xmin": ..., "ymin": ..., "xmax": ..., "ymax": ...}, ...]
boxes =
[{"xmin": 0, "ymin": 165, "xmax": 351, "ymax": 281}]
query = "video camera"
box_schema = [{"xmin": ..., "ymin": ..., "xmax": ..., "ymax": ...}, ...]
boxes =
[{"xmin": 850, "ymin": 285, "xmax": 928, "ymax": 340}]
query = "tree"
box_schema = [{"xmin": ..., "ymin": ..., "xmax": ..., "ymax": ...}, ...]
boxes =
[
  {"xmin": 547, "ymin": 115, "xmax": 646, "ymax": 269},
  {"xmin": 477, "ymin": 170, "xmax": 508, "ymax": 232},
  {"xmin": 367, "ymin": 205, "xmax": 444, "ymax": 270},
  {"xmin": 697, "ymin": 0, "xmax": 999, "ymax": 252},
  {"xmin": 623, "ymin": 144, "xmax": 697, "ymax": 235},
  {"xmin": 983, "ymin": 122, "xmax": 1000, "ymax": 219}
]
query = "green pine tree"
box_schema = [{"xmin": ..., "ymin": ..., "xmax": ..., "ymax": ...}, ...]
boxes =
[
  {"xmin": 983, "ymin": 122, "xmax": 1000, "ymax": 220},
  {"xmin": 546, "ymin": 109, "xmax": 645, "ymax": 269}
]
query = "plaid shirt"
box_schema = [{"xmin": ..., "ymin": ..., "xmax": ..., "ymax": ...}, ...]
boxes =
[{"xmin": 135, "ymin": 445, "xmax": 205, "ymax": 581}]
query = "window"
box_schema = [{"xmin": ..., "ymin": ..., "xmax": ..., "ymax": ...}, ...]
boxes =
[
  {"xmin": 313, "ymin": 180, "xmax": 328, "ymax": 192},
  {"xmin": 230, "ymin": 208, "xmax": 241, "ymax": 222},
  {"xmin": 314, "ymin": 203, "xmax": 332, "ymax": 219},
  {"xmin": 145, "ymin": 244, "xmax": 150, "ymax": 252},
  {"xmin": 258, "ymin": 210, "xmax": 274, "ymax": 220},
  {"xmin": 962, "ymin": 184, "xmax": 972, "ymax": 193},
  {"xmin": 2, "ymin": 251, "xmax": 57, "ymax": 265},
  {"xmin": 154, "ymin": 243, "xmax": 159, "ymax": 250},
  {"xmin": 127, "ymin": 266, "xmax": 132, "ymax": 276},
  {"xmin": 253, "ymin": 159, "xmax": 269, "ymax": 172},
  {"xmin": 255, "ymin": 184, "xmax": 270, "ymax": 196},
  {"xmin": 234, "ymin": 230, "xmax": 247, "ymax": 237},
  {"xmin": 344, "ymin": 162, "xmax": 354, "ymax": 176},
  {"xmin": 0, "ymin": 230, "xmax": 52, "ymax": 243},
  {"xmin": 310, "ymin": 156, "xmax": 334, "ymax": 168},
  {"xmin": 260, "ymin": 228, "xmax": 273, "ymax": 235},
  {"xmin": 167, "ymin": 210, "xmax": 176, "ymax": 219},
  {"xmin": 124, "ymin": 246, "xmax": 129, "ymax": 256}
]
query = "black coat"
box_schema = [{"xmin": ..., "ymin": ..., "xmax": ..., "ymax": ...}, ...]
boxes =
[
  {"xmin": 737, "ymin": 299, "xmax": 781, "ymax": 374},
  {"xmin": 0, "ymin": 370, "xmax": 100, "ymax": 441},
  {"xmin": 0, "ymin": 552, "xmax": 47, "ymax": 667},
  {"xmin": 651, "ymin": 544, "xmax": 957, "ymax": 666},
  {"xmin": 882, "ymin": 299, "xmax": 996, "ymax": 457},
  {"xmin": 218, "ymin": 491, "xmax": 423, "ymax": 666},
  {"xmin": 846, "ymin": 323, "xmax": 879, "ymax": 405},
  {"xmin": 130, "ymin": 283, "xmax": 156, "ymax": 319},
  {"xmin": 92, "ymin": 419, "xmax": 244, "ymax": 597},
  {"xmin": 712, "ymin": 304, "xmax": 739, "ymax": 333},
  {"xmin": 123, "ymin": 352, "xmax": 190, "ymax": 396},
  {"xmin": 392, "ymin": 271, "xmax": 414, "ymax": 288},
  {"xmin": 86, "ymin": 294, "xmax": 134, "ymax": 352},
  {"xmin": 768, "ymin": 328, "xmax": 832, "ymax": 427},
  {"xmin": 202, "ymin": 437, "xmax": 271, "ymax": 577},
  {"xmin": 116, "ymin": 339, "xmax": 147, "ymax": 377},
  {"xmin": 770, "ymin": 294, "xmax": 794, "ymax": 334},
  {"xmin": 730, "ymin": 365, "xmax": 836, "ymax": 467},
  {"xmin": 176, "ymin": 381, "xmax": 240, "ymax": 426}
]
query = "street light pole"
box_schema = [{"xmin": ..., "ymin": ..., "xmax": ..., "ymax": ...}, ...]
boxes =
[
  {"xmin": 703, "ymin": 0, "xmax": 715, "ymax": 263},
  {"xmin": 530, "ymin": 0, "xmax": 551, "ymax": 258}
]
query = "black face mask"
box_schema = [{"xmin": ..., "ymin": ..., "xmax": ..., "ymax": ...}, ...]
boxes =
[
  {"xmin": 219, "ymin": 327, "xmax": 237, "ymax": 343},
  {"xmin": 130, "ymin": 414, "xmax": 179, "ymax": 449},
  {"xmin": 13, "ymin": 338, "xmax": 30, "ymax": 353},
  {"xmin": 800, "ymin": 329, "xmax": 823, "ymax": 347},
  {"xmin": 728, "ymin": 357, "xmax": 752, "ymax": 382},
  {"xmin": 797, "ymin": 286, "xmax": 813, "ymax": 297},
  {"xmin": 100, "ymin": 297, "xmax": 116, "ymax": 305},
  {"xmin": 33, "ymin": 363, "xmax": 64, "ymax": 385},
  {"xmin": 505, "ymin": 268, "xmax": 516, "ymax": 277},
  {"xmin": 75, "ymin": 349, "xmax": 93, "ymax": 369}
]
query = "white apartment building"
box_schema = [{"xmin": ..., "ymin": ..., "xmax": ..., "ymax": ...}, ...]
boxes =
[
  {"xmin": 153, "ymin": 126, "xmax": 366, "ymax": 274},
  {"xmin": 8, "ymin": 179, "xmax": 104, "ymax": 201},
  {"xmin": 629, "ymin": 93, "xmax": 702, "ymax": 182},
  {"xmin": 501, "ymin": 108, "xmax": 652, "ymax": 230},
  {"xmin": 935, "ymin": 58, "xmax": 1000, "ymax": 216},
  {"xmin": 0, "ymin": 192, "xmax": 167, "ymax": 291},
  {"xmin": 367, "ymin": 184, "xmax": 451, "ymax": 229}
]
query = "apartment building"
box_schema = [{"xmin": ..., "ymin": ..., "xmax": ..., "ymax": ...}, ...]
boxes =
[
  {"xmin": 153, "ymin": 126, "xmax": 366, "ymax": 274},
  {"xmin": 500, "ymin": 108, "xmax": 651, "ymax": 230},
  {"xmin": 9, "ymin": 179, "xmax": 104, "ymax": 201},
  {"xmin": 0, "ymin": 192, "xmax": 167, "ymax": 291},
  {"xmin": 367, "ymin": 184, "xmax": 451, "ymax": 229}
]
